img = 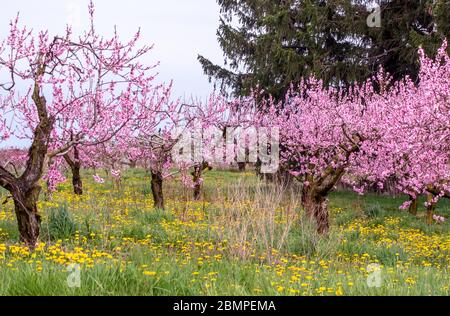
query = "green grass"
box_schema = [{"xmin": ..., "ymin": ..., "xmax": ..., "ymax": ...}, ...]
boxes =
[{"xmin": 0, "ymin": 169, "xmax": 449, "ymax": 296}]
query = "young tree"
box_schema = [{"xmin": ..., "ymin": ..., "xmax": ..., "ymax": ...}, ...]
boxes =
[
  {"xmin": 182, "ymin": 94, "xmax": 239, "ymax": 200},
  {"xmin": 63, "ymin": 145, "xmax": 85, "ymax": 195},
  {"xmin": 128, "ymin": 85, "xmax": 183, "ymax": 210}
]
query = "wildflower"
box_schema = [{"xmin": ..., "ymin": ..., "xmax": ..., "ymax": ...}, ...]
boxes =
[
  {"xmin": 143, "ymin": 271, "xmax": 157, "ymax": 276},
  {"xmin": 405, "ymin": 278, "xmax": 416, "ymax": 285}
]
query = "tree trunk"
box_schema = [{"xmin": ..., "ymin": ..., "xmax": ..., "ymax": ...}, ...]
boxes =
[
  {"xmin": 12, "ymin": 184, "xmax": 41, "ymax": 249},
  {"xmin": 408, "ymin": 195, "xmax": 418, "ymax": 215},
  {"xmin": 193, "ymin": 170, "xmax": 202, "ymax": 201},
  {"xmin": 191, "ymin": 162, "xmax": 212, "ymax": 201},
  {"xmin": 64, "ymin": 146, "xmax": 83, "ymax": 195},
  {"xmin": 192, "ymin": 166, "xmax": 203, "ymax": 201},
  {"xmin": 71, "ymin": 163, "xmax": 83, "ymax": 195},
  {"xmin": 301, "ymin": 186, "xmax": 330, "ymax": 235},
  {"xmin": 257, "ymin": 163, "xmax": 293, "ymax": 188},
  {"xmin": 151, "ymin": 171, "xmax": 164, "ymax": 210},
  {"xmin": 238, "ymin": 162, "xmax": 246, "ymax": 172},
  {"xmin": 426, "ymin": 193, "xmax": 435, "ymax": 225}
]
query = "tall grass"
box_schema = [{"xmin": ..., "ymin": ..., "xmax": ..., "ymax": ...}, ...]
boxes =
[{"xmin": 206, "ymin": 179, "xmax": 345, "ymax": 262}]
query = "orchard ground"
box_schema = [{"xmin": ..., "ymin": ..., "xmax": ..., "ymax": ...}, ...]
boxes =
[{"xmin": 0, "ymin": 169, "xmax": 449, "ymax": 296}]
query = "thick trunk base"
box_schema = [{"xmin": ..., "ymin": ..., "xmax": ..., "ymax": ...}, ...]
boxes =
[
  {"xmin": 302, "ymin": 188, "xmax": 330, "ymax": 235},
  {"xmin": 13, "ymin": 186, "xmax": 41, "ymax": 249}
]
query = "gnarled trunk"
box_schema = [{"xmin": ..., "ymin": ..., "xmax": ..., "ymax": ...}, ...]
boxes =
[
  {"xmin": 12, "ymin": 184, "xmax": 42, "ymax": 249},
  {"xmin": 301, "ymin": 186, "xmax": 330, "ymax": 235},
  {"xmin": 151, "ymin": 171, "xmax": 164, "ymax": 210},
  {"xmin": 0, "ymin": 65, "xmax": 54, "ymax": 249}
]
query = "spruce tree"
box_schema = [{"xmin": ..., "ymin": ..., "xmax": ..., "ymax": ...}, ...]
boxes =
[
  {"xmin": 199, "ymin": 0, "xmax": 370, "ymax": 99},
  {"xmin": 200, "ymin": 0, "xmax": 450, "ymax": 97},
  {"xmin": 367, "ymin": 0, "xmax": 450, "ymax": 83}
]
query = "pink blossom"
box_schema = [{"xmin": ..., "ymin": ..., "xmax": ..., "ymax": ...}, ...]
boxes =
[
  {"xmin": 433, "ymin": 215, "xmax": 446, "ymax": 223},
  {"xmin": 111, "ymin": 169, "xmax": 121, "ymax": 179},
  {"xmin": 93, "ymin": 174, "xmax": 105, "ymax": 184}
]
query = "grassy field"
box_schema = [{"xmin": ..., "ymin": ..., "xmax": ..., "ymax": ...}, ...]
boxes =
[{"xmin": 0, "ymin": 169, "xmax": 449, "ymax": 296}]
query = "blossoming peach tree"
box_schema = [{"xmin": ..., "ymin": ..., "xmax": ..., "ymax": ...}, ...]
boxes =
[
  {"xmin": 261, "ymin": 78, "xmax": 387, "ymax": 234},
  {"xmin": 180, "ymin": 94, "xmax": 252, "ymax": 200},
  {"xmin": 350, "ymin": 42, "xmax": 450, "ymax": 223},
  {"xmin": 0, "ymin": 2, "xmax": 159, "ymax": 247},
  {"xmin": 258, "ymin": 42, "xmax": 449, "ymax": 233}
]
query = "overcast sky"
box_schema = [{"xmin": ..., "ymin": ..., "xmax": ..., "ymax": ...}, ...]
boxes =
[{"xmin": 0, "ymin": 0, "xmax": 224, "ymax": 100}]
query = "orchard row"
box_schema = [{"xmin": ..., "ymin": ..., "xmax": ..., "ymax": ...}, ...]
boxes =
[{"xmin": 0, "ymin": 3, "xmax": 449, "ymax": 247}]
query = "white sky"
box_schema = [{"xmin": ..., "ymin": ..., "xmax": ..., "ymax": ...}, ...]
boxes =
[{"xmin": 0, "ymin": 0, "xmax": 224, "ymax": 100}]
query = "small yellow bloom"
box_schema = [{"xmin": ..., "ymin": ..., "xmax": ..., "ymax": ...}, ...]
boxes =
[{"xmin": 143, "ymin": 271, "xmax": 157, "ymax": 276}]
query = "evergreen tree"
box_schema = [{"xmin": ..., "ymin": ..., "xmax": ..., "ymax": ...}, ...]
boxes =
[
  {"xmin": 200, "ymin": 0, "xmax": 450, "ymax": 97},
  {"xmin": 199, "ymin": 0, "xmax": 370, "ymax": 99},
  {"xmin": 367, "ymin": 0, "xmax": 450, "ymax": 83}
]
